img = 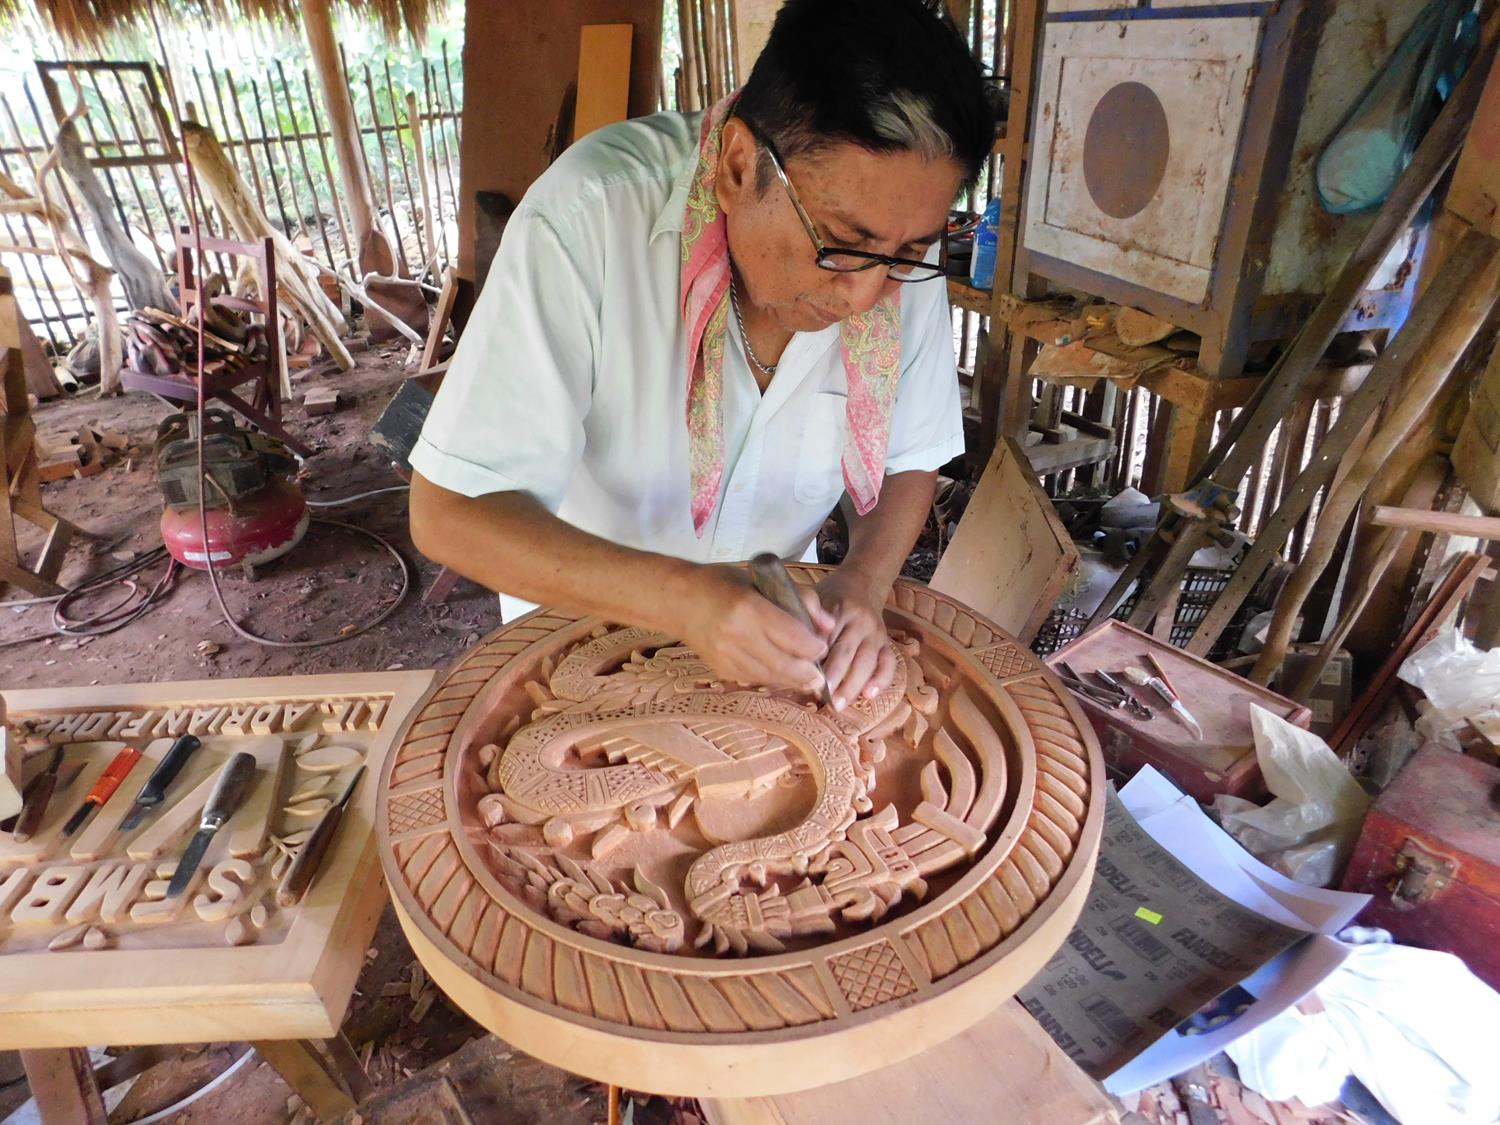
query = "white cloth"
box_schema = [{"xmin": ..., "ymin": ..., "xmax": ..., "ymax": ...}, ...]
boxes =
[
  {"xmin": 411, "ymin": 111, "xmax": 965, "ymax": 619},
  {"xmin": 1227, "ymin": 941, "xmax": 1500, "ymax": 1125}
]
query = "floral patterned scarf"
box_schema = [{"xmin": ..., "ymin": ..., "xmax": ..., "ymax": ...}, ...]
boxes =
[{"xmin": 680, "ymin": 96, "xmax": 903, "ymax": 536}]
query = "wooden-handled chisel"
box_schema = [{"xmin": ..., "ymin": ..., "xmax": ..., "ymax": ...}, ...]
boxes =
[
  {"xmin": 62, "ymin": 747, "xmax": 142, "ymax": 837},
  {"xmin": 276, "ymin": 766, "xmax": 365, "ymax": 908},
  {"xmin": 1, "ymin": 746, "xmax": 63, "ymax": 841},
  {"xmin": 166, "ymin": 752, "xmax": 257, "ymax": 898},
  {"xmin": 119, "ymin": 734, "xmax": 202, "ymax": 832},
  {"xmin": 749, "ymin": 553, "xmax": 834, "ymax": 708}
]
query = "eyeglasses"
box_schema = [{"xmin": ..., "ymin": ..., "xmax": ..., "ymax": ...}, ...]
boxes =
[{"xmin": 744, "ymin": 120, "xmax": 947, "ymax": 283}]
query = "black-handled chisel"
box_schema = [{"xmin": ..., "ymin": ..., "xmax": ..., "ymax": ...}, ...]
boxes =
[
  {"xmin": 119, "ymin": 734, "xmax": 203, "ymax": 832},
  {"xmin": 166, "ymin": 752, "xmax": 257, "ymax": 898}
]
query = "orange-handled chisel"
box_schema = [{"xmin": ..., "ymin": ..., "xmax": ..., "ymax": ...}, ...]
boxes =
[{"xmin": 62, "ymin": 747, "xmax": 142, "ymax": 836}]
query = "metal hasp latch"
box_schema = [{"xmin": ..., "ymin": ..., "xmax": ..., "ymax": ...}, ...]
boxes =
[{"xmin": 1390, "ymin": 838, "xmax": 1458, "ymax": 909}]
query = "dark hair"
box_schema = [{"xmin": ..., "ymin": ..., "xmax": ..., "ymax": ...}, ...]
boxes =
[{"xmin": 733, "ymin": 0, "xmax": 996, "ymax": 189}]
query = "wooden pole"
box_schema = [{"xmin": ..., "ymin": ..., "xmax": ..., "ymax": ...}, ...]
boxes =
[
  {"xmin": 301, "ymin": 66, "xmax": 354, "ymax": 275},
  {"xmin": 1251, "ymin": 230, "xmax": 1500, "ymax": 684},
  {"xmin": 274, "ymin": 60, "xmax": 339, "ymax": 272},
  {"xmin": 406, "ymin": 91, "xmax": 437, "ymax": 275},
  {"xmin": 385, "ymin": 63, "xmax": 425, "ymax": 270},
  {"xmin": 299, "ymin": 0, "xmax": 393, "ymax": 276},
  {"xmin": 423, "ymin": 63, "xmax": 458, "ymax": 266},
  {"xmin": 361, "ymin": 61, "xmax": 410, "ymax": 277}
]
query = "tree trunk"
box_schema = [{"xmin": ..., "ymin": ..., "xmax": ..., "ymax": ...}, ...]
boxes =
[{"xmin": 55, "ymin": 123, "xmax": 175, "ymax": 315}]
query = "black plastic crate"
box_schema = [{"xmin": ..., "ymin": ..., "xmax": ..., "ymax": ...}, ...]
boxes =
[{"xmin": 1032, "ymin": 566, "xmax": 1249, "ymax": 661}]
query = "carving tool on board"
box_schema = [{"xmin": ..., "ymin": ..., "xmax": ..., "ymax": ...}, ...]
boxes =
[
  {"xmin": 119, "ymin": 734, "xmax": 202, "ymax": 832},
  {"xmin": 276, "ymin": 765, "xmax": 365, "ymax": 907},
  {"xmin": 4, "ymin": 746, "xmax": 64, "ymax": 841},
  {"xmin": 749, "ymin": 553, "xmax": 834, "ymax": 708},
  {"xmin": 62, "ymin": 747, "xmax": 143, "ymax": 836},
  {"xmin": 1122, "ymin": 665, "xmax": 1204, "ymax": 740},
  {"xmin": 1093, "ymin": 669, "xmax": 1152, "ymax": 719},
  {"xmin": 166, "ymin": 751, "xmax": 257, "ymax": 897}
]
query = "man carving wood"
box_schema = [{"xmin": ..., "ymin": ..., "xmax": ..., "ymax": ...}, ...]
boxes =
[{"xmin": 409, "ymin": 0, "xmax": 995, "ymax": 710}]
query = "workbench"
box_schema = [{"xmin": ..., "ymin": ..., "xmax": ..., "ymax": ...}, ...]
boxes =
[{"xmin": 0, "ymin": 671, "xmax": 433, "ymax": 1122}]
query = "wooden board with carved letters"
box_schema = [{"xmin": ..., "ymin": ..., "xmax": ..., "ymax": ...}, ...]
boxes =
[
  {"xmin": 379, "ymin": 568, "xmax": 1105, "ymax": 1096},
  {"xmin": 0, "ymin": 671, "xmax": 433, "ymax": 1049}
]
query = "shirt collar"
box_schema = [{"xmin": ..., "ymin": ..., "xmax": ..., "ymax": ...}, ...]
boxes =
[{"xmin": 651, "ymin": 149, "xmax": 701, "ymax": 244}]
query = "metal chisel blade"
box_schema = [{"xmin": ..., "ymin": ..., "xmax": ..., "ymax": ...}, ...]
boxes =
[
  {"xmin": 119, "ymin": 804, "xmax": 148, "ymax": 833},
  {"xmin": 166, "ymin": 827, "xmax": 215, "ymax": 898}
]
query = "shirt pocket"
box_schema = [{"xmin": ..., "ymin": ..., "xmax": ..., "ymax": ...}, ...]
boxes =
[{"xmin": 794, "ymin": 391, "xmax": 850, "ymax": 505}]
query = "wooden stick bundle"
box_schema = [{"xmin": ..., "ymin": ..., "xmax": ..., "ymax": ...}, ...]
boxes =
[{"xmin": 181, "ymin": 122, "xmax": 354, "ymax": 379}]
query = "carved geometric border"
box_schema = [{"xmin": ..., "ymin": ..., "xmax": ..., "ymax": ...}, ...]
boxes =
[{"xmin": 378, "ymin": 572, "xmax": 1101, "ymax": 1091}]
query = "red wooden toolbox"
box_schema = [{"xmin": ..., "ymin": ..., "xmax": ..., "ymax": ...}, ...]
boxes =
[
  {"xmin": 1046, "ymin": 620, "xmax": 1312, "ymax": 803},
  {"xmin": 1340, "ymin": 744, "xmax": 1500, "ymax": 991}
]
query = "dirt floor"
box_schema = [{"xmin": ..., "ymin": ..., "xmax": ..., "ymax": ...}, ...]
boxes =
[{"xmin": 3, "ymin": 346, "xmax": 503, "ymax": 687}]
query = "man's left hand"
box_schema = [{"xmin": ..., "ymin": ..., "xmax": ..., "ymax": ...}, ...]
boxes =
[{"xmin": 803, "ymin": 569, "xmax": 895, "ymax": 711}]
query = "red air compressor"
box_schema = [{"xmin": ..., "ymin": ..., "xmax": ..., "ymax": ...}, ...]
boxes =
[{"xmin": 154, "ymin": 409, "xmax": 308, "ymax": 575}]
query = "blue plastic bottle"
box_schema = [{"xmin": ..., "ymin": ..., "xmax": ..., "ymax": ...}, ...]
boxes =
[{"xmin": 969, "ymin": 196, "xmax": 1000, "ymax": 290}]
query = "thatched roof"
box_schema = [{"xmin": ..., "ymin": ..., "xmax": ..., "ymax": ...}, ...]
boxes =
[{"xmin": 7, "ymin": 0, "xmax": 437, "ymax": 47}]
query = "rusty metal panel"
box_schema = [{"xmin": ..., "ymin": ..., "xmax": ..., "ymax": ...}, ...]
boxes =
[{"xmin": 1023, "ymin": 16, "xmax": 1263, "ymax": 304}]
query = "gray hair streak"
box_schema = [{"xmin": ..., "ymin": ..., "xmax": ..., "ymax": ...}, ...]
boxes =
[{"xmin": 866, "ymin": 90, "xmax": 957, "ymax": 162}]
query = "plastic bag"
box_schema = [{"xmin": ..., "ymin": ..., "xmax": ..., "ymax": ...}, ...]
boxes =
[
  {"xmin": 1397, "ymin": 629, "xmax": 1500, "ymax": 749},
  {"xmin": 1316, "ymin": 0, "xmax": 1472, "ymax": 213},
  {"xmin": 1228, "ymin": 939, "xmax": 1500, "ymax": 1125},
  {"xmin": 1212, "ymin": 706, "xmax": 1370, "ymax": 887}
]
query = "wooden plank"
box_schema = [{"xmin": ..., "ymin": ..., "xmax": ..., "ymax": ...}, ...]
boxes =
[
  {"xmin": 574, "ymin": 25, "xmax": 634, "ymax": 140},
  {"xmin": 1369, "ymin": 506, "xmax": 1500, "ymax": 540},
  {"xmin": 1447, "ymin": 51, "xmax": 1500, "ymax": 239},
  {"xmin": 732, "ymin": 0, "xmax": 779, "ymax": 80},
  {"xmin": 930, "ymin": 437, "xmax": 1080, "ymax": 643},
  {"xmin": 19, "ymin": 1048, "xmax": 107, "ymax": 1124},
  {"xmin": 1452, "ymin": 339, "xmax": 1500, "ymax": 508},
  {"xmin": 1021, "ymin": 434, "xmax": 1113, "ymax": 476},
  {"xmin": 252, "ymin": 1038, "xmax": 356, "ymax": 1120},
  {"xmin": 946, "ymin": 278, "xmax": 991, "ymax": 316},
  {"xmin": 702, "ymin": 1000, "xmax": 1116, "ymax": 1125}
]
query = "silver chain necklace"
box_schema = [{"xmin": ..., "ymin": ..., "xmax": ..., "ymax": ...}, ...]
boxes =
[{"xmin": 729, "ymin": 277, "xmax": 777, "ymax": 377}]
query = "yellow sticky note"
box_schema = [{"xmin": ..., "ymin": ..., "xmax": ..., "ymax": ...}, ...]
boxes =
[{"xmin": 1135, "ymin": 907, "xmax": 1163, "ymax": 925}]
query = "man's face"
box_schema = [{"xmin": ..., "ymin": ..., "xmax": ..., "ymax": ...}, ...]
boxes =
[{"xmin": 717, "ymin": 119, "xmax": 964, "ymax": 334}]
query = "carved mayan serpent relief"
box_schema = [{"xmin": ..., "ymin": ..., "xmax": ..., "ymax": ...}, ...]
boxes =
[{"xmin": 379, "ymin": 571, "xmax": 1104, "ymax": 1096}]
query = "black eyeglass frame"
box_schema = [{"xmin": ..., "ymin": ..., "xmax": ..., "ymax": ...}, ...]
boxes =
[{"xmin": 741, "ymin": 118, "xmax": 947, "ymax": 283}]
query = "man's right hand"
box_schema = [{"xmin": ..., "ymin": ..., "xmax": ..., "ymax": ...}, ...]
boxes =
[{"xmin": 676, "ymin": 566, "xmax": 833, "ymax": 694}]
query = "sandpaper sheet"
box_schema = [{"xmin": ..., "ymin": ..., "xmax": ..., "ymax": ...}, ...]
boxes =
[{"xmin": 1018, "ymin": 789, "xmax": 1306, "ymax": 1079}]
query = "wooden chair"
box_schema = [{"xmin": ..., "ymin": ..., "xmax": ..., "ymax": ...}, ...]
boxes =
[
  {"xmin": 0, "ymin": 268, "xmax": 78, "ymax": 597},
  {"xmin": 123, "ymin": 232, "xmax": 313, "ymax": 458}
]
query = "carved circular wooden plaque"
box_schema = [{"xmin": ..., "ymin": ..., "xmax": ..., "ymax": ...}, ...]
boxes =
[{"xmin": 378, "ymin": 571, "xmax": 1103, "ymax": 1096}]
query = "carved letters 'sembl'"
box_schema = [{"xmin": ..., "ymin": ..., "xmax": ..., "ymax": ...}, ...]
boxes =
[{"xmin": 380, "ymin": 571, "xmax": 1106, "ymax": 1097}]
